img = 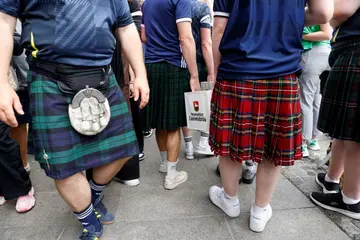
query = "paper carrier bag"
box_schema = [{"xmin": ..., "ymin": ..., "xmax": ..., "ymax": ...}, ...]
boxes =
[{"xmin": 184, "ymin": 82, "xmax": 213, "ymax": 131}]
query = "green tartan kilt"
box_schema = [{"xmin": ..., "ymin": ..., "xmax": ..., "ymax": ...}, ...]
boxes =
[
  {"xmin": 29, "ymin": 71, "xmax": 139, "ymax": 180},
  {"xmin": 142, "ymin": 61, "xmax": 191, "ymax": 130}
]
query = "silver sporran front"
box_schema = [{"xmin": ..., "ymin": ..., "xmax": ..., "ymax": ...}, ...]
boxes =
[{"xmin": 68, "ymin": 86, "xmax": 111, "ymax": 136}]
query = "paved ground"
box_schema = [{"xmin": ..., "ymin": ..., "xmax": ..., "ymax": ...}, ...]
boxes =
[{"xmin": 0, "ymin": 133, "xmax": 354, "ymax": 240}]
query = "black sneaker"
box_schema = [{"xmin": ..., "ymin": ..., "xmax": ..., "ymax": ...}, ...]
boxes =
[
  {"xmin": 143, "ymin": 129, "xmax": 153, "ymax": 138},
  {"xmin": 241, "ymin": 161, "xmax": 256, "ymax": 184},
  {"xmin": 139, "ymin": 152, "xmax": 145, "ymax": 161},
  {"xmin": 216, "ymin": 165, "xmax": 241, "ymax": 184},
  {"xmin": 310, "ymin": 192, "xmax": 360, "ymax": 220},
  {"xmin": 316, "ymin": 173, "xmax": 340, "ymax": 194}
]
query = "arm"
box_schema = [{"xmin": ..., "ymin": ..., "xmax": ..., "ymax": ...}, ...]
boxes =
[
  {"xmin": 0, "ymin": 12, "xmax": 24, "ymax": 127},
  {"xmin": 305, "ymin": 0, "xmax": 334, "ymax": 26},
  {"xmin": 177, "ymin": 21, "xmax": 200, "ymax": 91},
  {"xmin": 330, "ymin": 0, "xmax": 360, "ymax": 27},
  {"xmin": 0, "ymin": 12, "xmax": 16, "ymax": 82},
  {"xmin": 212, "ymin": 17, "xmax": 228, "ymax": 79},
  {"xmin": 116, "ymin": 24, "xmax": 149, "ymax": 108},
  {"xmin": 302, "ymin": 23, "xmax": 333, "ymax": 41},
  {"xmin": 141, "ymin": 24, "xmax": 146, "ymax": 43},
  {"xmin": 200, "ymin": 28, "xmax": 215, "ymax": 84}
]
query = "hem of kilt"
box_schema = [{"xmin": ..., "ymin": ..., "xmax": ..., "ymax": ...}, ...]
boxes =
[
  {"xmin": 209, "ymin": 145, "xmax": 302, "ymax": 167},
  {"xmin": 39, "ymin": 151, "xmax": 139, "ymax": 180},
  {"xmin": 318, "ymin": 127, "xmax": 360, "ymax": 144}
]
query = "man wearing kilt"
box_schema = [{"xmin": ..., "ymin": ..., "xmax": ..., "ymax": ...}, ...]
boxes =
[
  {"xmin": 142, "ymin": 0, "xmax": 200, "ymax": 190},
  {"xmin": 209, "ymin": 0, "xmax": 333, "ymax": 233},
  {"xmin": 311, "ymin": 2, "xmax": 360, "ymax": 220},
  {"xmin": 0, "ymin": 0, "xmax": 149, "ymax": 239}
]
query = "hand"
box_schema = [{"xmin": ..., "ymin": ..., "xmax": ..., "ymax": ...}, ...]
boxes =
[
  {"xmin": 190, "ymin": 76, "xmax": 200, "ymax": 91},
  {"xmin": 133, "ymin": 75, "xmax": 150, "ymax": 109},
  {"xmin": 0, "ymin": 82, "xmax": 24, "ymax": 127},
  {"xmin": 129, "ymin": 82, "xmax": 134, "ymax": 98},
  {"xmin": 207, "ymin": 74, "xmax": 215, "ymax": 86}
]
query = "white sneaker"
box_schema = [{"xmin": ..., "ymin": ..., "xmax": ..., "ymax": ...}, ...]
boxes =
[
  {"xmin": 159, "ymin": 162, "xmax": 167, "ymax": 173},
  {"xmin": 195, "ymin": 138, "xmax": 214, "ymax": 156},
  {"xmin": 209, "ymin": 186, "xmax": 240, "ymax": 218},
  {"xmin": 185, "ymin": 143, "xmax": 194, "ymax": 160},
  {"xmin": 16, "ymin": 187, "xmax": 36, "ymax": 213},
  {"xmin": 308, "ymin": 139, "xmax": 321, "ymax": 151},
  {"xmin": 164, "ymin": 171, "xmax": 188, "ymax": 190},
  {"xmin": 302, "ymin": 144, "xmax": 309, "ymax": 158},
  {"xmin": 249, "ymin": 204, "xmax": 273, "ymax": 233},
  {"xmin": 0, "ymin": 196, "xmax": 7, "ymax": 206},
  {"xmin": 120, "ymin": 179, "xmax": 140, "ymax": 187}
]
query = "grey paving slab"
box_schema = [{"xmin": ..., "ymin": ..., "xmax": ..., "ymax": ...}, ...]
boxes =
[
  {"xmin": 227, "ymin": 208, "xmax": 350, "ymax": 240},
  {"xmin": 250, "ymin": 177, "xmax": 314, "ymax": 210},
  {"xmin": 61, "ymin": 216, "xmax": 234, "ymax": 240},
  {"xmin": 115, "ymin": 187, "xmax": 223, "ymax": 221},
  {"xmin": 0, "ymin": 227, "xmax": 64, "ymax": 240}
]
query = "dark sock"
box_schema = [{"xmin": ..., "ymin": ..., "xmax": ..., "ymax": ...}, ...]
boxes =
[
  {"xmin": 74, "ymin": 203, "xmax": 101, "ymax": 232},
  {"xmin": 89, "ymin": 179, "xmax": 106, "ymax": 205}
]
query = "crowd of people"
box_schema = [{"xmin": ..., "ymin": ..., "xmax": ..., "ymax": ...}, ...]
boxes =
[{"xmin": 0, "ymin": 0, "xmax": 359, "ymax": 239}]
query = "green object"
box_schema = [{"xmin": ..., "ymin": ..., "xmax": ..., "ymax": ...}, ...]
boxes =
[{"xmin": 302, "ymin": 25, "xmax": 330, "ymax": 50}]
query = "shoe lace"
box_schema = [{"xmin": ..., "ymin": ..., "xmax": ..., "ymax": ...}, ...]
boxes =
[
  {"xmin": 94, "ymin": 201, "xmax": 107, "ymax": 219},
  {"xmin": 79, "ymin": 229, "xmax": 98, "ymax": 240}
]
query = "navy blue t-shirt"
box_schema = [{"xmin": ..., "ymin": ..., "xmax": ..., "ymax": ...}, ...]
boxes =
[
  {"xmin": 191, "ymin": 0, "xmax": 212, "ymax": 64},
  {"xmin": 0, "ymin": 0, "xmax": 133, "ymax": 67},
  {"xmin": 214, "ymin": 0, "xmax": 306, "ymax": 80},
  {"xmin": 142, "ymin": 0, "xmax": 192, "ymax": 68}
]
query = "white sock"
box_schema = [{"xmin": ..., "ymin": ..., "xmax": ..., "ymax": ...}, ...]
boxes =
[
  {"xmin": 252, "ymin": 204, "xmax": 270, "ymax": 215},
  {"xmin": 244, "ymin": 161, "xmax": 256, "ymax": 172},
  {"xmin": 325, "ymin": 174, "xmax": 340, "ymax": 184},
  {"xmin": 160, "ymin": 151, "xmax": 167, "ymax": 163},
  {"xmin": 184, "ymin": 137, "xmax": 193, "ymax": 147},
  {"xmin": 223, "ymin": 191, "xmax": 239, "ymax": 206},
  {"xmin": 342, "ymin": 191, "xmax": 360, "ymax": 205},
  {"xmin": 167, "ymin": 160, "xmax": 178, "ymax": 178}
]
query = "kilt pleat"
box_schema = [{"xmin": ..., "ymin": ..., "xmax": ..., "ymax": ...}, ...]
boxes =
[
  {"xmin": 209, "ymin": 74, "xmax": 302, "ymax": 166},
  {"xmin": 318, "ymin": 43, "xmax": 360, "ymax": 142},
  {"xmin": 142, "ymin": 61, "xmax": 191, "ymax": 130},
  {"xmin": 29, "ymin": 71, "xmax": 139, "ymax": 180}
]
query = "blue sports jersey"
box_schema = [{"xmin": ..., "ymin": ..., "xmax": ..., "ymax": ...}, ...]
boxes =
[
  {"xmin": 0, "ymin": 0, "xmax": 133, "ymax": 67},
  {"xmin": 142, "ymin": 0, "xmax": 192, "ymax": 68},
  {"xmin": 191, "ymin": 0, "xmax": 212, "ymax": 64},
  {"xmin": 214, "ymin": 0, "xmax": 306, "ymax": 80}
]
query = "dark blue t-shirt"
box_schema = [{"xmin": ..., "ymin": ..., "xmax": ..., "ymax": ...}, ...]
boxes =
[
  {"xmin": 0, "ymin": 0, "xmax": 133, "ymax": 67},
  {"xmin": 214, "ymin": 0, "xmax": 306, "ymax": 80},
  {"xmin": 191, "ymin": 0, "xmax": 212, "ymax": 64},
  {"xmin": 142, "ymin": 0, "xmax": 192, "ymax": 68},
  {"xmin": 332, "ymin": 8, "xmax": 360, "ymax": 44}
]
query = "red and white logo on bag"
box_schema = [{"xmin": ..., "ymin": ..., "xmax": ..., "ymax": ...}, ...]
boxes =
[{"xmin": 193, "ymin": 101, "xmax": 199, "ymax": 112}]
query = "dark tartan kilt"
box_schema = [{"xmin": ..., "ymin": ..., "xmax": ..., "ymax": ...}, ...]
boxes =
[
  {"xmin": 209, "ymin": 74, "xmax": 302, "ymax": 166},
  {"xmin": 142, "ymin": 61, "xmax": 191, "ymax": 130},
  {"xmin": 318, "ymin": 42, "xmax": 360, "ymax": 143},
  {"xmin": 28, "ymin": 71, "xmax": 139, "ymax": 180}
]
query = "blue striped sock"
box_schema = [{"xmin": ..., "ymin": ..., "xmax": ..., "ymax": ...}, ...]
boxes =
[
  {"xmin": 89, "ymin": 180, "xmax": 106, "ymax": 204},
  {"xmin": 73, "ymin": 203, "xmax": 101, "ymax": 231}
]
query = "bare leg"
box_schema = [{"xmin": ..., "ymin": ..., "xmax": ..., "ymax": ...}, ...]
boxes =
[
  {"xmin": 55, "ymin": 172, "xmax": 91, "ymax": 212},
  {"xmin": 156, "ymin": 129, "xmax": 167, "ymax": 152},
  {"xmin": 10, "ymin": 123, "xmax": 28, "ymax": 168},
  {"xmin": 166, "ymin": 129, "xmax": 181, "ymax": 162},
  {"xmin": 343, "ymin": 140, "xmax": 360, "ymax": 200},
  {"xmin": 327, "ymin": 139, "xmax": 345, "ymax": 181},
  {"xmin": 92, "ymin": 157, "xmax": 131, "ymax": 185},
  {"xmin": 219, "ymin": 156, "xmax": 242, "ymax": 196},
  {"xmin": 181, "ymin": 127, "xmax": 192, "ymax": 138},
  {"xmin": 255, "ymin": 160, "xmax": 281, "ymax": 207}
]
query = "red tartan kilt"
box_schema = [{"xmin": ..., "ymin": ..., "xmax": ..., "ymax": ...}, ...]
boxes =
[{"xmin": 209, "ymin": 75, "xmax": 303, "ymax": 166}]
